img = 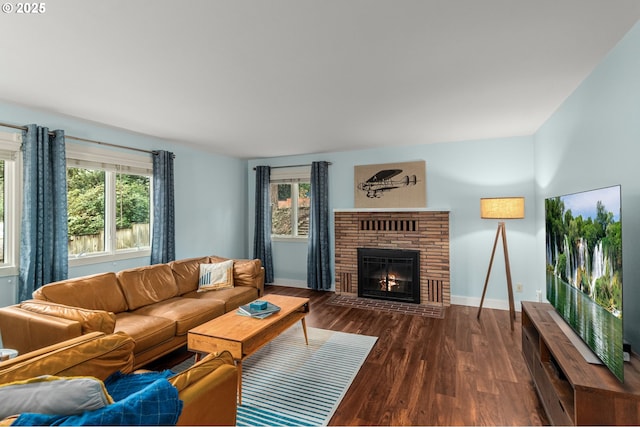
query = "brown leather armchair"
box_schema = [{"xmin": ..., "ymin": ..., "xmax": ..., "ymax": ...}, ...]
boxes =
[{"xmin": 0, "ymin": 332, "xmax": 238, "ymax": 426}]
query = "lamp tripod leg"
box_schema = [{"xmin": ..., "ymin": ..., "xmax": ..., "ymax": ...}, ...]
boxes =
[
  {"xmin": 501, "ymin": 223, "xmax": 516, "ymax": 331},
  {"xmin": 477, "ymin": 222, "xmax": 516, "ymax": 331},
  {"xmin": 477, "ymin": 223, "xmax": 502, "ymax": 320}
]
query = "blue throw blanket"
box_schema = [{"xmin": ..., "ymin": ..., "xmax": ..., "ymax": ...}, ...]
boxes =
[{"xmin": 14, "ymin": 370, "xmax": 183, "ymax": 426}]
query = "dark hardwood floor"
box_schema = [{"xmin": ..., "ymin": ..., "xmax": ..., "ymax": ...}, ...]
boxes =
[
  {"xmin": 265, "ymin": 285, "xmax": 548, "ymax": 426},
  {"xmin": 150, "ymin": 285, "xmax": 549, "ymax": 425}
]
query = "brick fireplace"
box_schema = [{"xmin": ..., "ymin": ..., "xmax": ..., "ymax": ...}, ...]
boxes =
[{"xmin": 334, "ymin": 209, "xmax": 450, "ymax": 307}]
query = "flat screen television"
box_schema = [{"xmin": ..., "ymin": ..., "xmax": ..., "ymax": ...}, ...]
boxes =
[{"xmin": 545, "ymin": 185, "xmax": 624, "ymax": 382}]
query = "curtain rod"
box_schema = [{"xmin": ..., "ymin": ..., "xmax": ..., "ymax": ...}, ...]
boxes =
[
  {"xmin": 253, "ymin": 162, "xmax": 332, "ymax": 171},
  {"xmin": 0, "ymin": 121, "xmax": 157, "ymax": 156}
]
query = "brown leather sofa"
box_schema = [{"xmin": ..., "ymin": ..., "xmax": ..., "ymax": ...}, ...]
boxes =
[
  {"xmin": 0, "ymin": 256, "xmax": 264, "ymax": 369},
  {"xmin": 0, "ymin": 331, "xmax": 238, "ymax": 425}
]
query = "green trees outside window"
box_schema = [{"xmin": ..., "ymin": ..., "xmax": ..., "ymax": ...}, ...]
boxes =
[{"xmin": 67, "ymin": 167, "xmax": 150, "ymax": 256}]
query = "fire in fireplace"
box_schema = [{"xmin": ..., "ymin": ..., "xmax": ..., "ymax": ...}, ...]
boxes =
[{"xmin": 357, "ymin": 248, "xmax": 420, "ymax": 304}]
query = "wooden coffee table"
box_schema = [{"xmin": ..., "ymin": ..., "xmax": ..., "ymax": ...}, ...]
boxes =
[{"xmin": 187, "ymin": 294, "xmax": 310, "ymax": 404}]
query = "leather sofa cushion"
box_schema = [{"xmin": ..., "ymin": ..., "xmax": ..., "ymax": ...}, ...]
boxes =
[
  {"xmin": 133, "ymin": 297, "xmax": 225, "ymax": 336},
  {"xmin": 169, "ymin": 257, "xmax": 209, "ymax": 295},
  {"xmin": 183, "ymin": 285, "xmax": 258, "ymax": 312},
  {"xmin": 208, "ymin": 256, "xmax": 262, "ymax": 288},
  {"xmin": 32, "ymin": 272, "xmax": 128, "ymax": 313},
  {"xmin": 117, "ymin": 264, "xmax": 179, "ymax": 310},
  {"xmin": 0, "ymin": 332, "xmax": 135, "ymax": 383},
  {"xmin": 114, "ymin": 312, "xmax": 176, "ymax": 354},
  {"xmin": 19, "ymin": 300, "xmax": 116, "ymax": 335}
]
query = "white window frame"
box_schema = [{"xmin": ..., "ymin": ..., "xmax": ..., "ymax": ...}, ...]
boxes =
[
  {"xmin": 270, "ymin": 166, "xmax": 310, "ymax": 242},
  {"xmin": 66, "ymin": 144, "xmax": 153, "ymax": 266},
  {"xmin": 0, "ymin": 131, "xmax": 22, "ymax": 277}
]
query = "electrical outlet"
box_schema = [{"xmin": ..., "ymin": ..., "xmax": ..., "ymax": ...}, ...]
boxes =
[{"xmin": 516, "ymin": 283, "xmax": 523, "ymax": 292}]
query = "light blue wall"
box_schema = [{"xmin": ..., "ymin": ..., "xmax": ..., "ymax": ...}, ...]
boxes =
[
  {"xmin": 248, "ymin": 136, "xmax": 538, "ymax": 309},
  {"xmin": 534, "ymin": 21, "xmax": 640, "ymax": 346},
  {"xmin": 0, "ymin": 101, "xmax": 248, "ymax": 306}
]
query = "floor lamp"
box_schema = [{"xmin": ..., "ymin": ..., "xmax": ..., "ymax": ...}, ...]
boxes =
[{"xmin": 477, "ymin": 197, "xmax": 525, "ymax": 331}]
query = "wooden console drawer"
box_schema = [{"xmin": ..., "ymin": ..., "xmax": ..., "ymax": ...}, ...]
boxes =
[
  {"xmin": 521, "ymin": 329, "xmax": 536, "ymax": 371},
  {"xmin": 532, "ymin": 357, "xmax": 572, "ymax": 425}
]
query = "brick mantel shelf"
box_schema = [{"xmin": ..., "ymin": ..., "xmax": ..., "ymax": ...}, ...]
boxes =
[{"xmin": 334, "ymin": 208, "xmax": 450, "ymax": 307}]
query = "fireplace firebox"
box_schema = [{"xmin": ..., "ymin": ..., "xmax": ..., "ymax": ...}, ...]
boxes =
[{"xmin": 357, "ymin": 248, "xmax": 420, "ymax": 304}]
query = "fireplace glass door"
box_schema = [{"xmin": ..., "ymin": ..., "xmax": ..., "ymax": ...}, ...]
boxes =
[{"xmin": 357, "ymin": 248, "xmax": 420, "ymax": 304}]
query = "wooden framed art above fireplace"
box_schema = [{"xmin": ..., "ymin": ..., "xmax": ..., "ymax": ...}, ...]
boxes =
[{"xmin": 334, "ymin": 208, "xmax": 450, "ymax": 307}]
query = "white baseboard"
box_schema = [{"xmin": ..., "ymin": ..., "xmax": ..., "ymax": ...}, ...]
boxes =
[
  {"xmin": 451, "ymin": 295, "xmax": 521, "ymax": 312},
  {"xmin": 271, "ymin": 278, "xmax": 308, "ymax": 289},
  {"xmin": 270, "ymin": 278, "xmax": 336, "ymax": 291}
]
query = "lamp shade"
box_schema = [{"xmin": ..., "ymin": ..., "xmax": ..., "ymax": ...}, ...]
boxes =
[{"xmin": 480, "ymin": 197, "xmax": 525, "ymax": 219}]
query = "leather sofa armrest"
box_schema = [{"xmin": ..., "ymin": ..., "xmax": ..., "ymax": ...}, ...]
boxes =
[
  {"xmin": 256, "ymin": 267, "xmax": 265, "ymax": 296},
  {"xmin": 169, "ymin": 351, "xmax": 238, "ymax": 426},
  {"xmin": 19, "ymin": 300, "xmax": 116, "ymax": 335},
  {"xmin": 0, "ymin": 306, "xmax": 82, "ymax": 354},
  {"xmin": 0, "ymin": 415, "xmax": 16, "ymax": 425},
  {"xmin": 0, "ymin": 332, "xmax": 105, "ymax": 371},
  {"xmin": 0, "ymin": 331, "xmax": 135, "ymax": 383}
]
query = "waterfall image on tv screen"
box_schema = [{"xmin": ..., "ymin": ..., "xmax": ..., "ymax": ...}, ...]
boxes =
[{"xmin": 545, "ymin": 185, "xmax": 624, "ymax": 382}]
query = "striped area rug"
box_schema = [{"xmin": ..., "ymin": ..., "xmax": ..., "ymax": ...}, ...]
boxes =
[{"xmin": 236, "ymin": 325, "xmax": 377, "ymax": 427}]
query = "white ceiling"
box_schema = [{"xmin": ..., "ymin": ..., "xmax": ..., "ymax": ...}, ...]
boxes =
[{"xmin": 1, "ymin": 1, "xmax": 639, "ymax": 159}]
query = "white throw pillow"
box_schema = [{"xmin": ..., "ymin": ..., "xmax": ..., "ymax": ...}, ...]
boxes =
[
  {"xmin": 0, "ymin": 375, "xmax": 113, "ymax": 418},
  {"xmin": 198, "ymin": 260, "xmax": 234, "ymax": 292}
]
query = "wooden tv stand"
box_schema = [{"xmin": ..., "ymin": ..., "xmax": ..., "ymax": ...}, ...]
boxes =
[{"xmin": 521, "ymin": 301, "xmax": 640, "ymax": 425}]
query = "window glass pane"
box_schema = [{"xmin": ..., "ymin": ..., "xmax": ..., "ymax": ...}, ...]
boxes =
[
  {"xmin": 298, "ymin": 182, "xmax": 310, "ymax": 236},
  {"xmin": 67, "ymin": 168, "xmax": 105, "ymax": 256},
  {"xmin": 0, "ymin": 160, "xmax": 4, "ymax": 263},
  {"xmin": 115, "ymin": 173, "xmax": 150, "ymax": 250},
  {"xmin": 271, "ymin": 183, "xmax": 293, "ymax": 235}
]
